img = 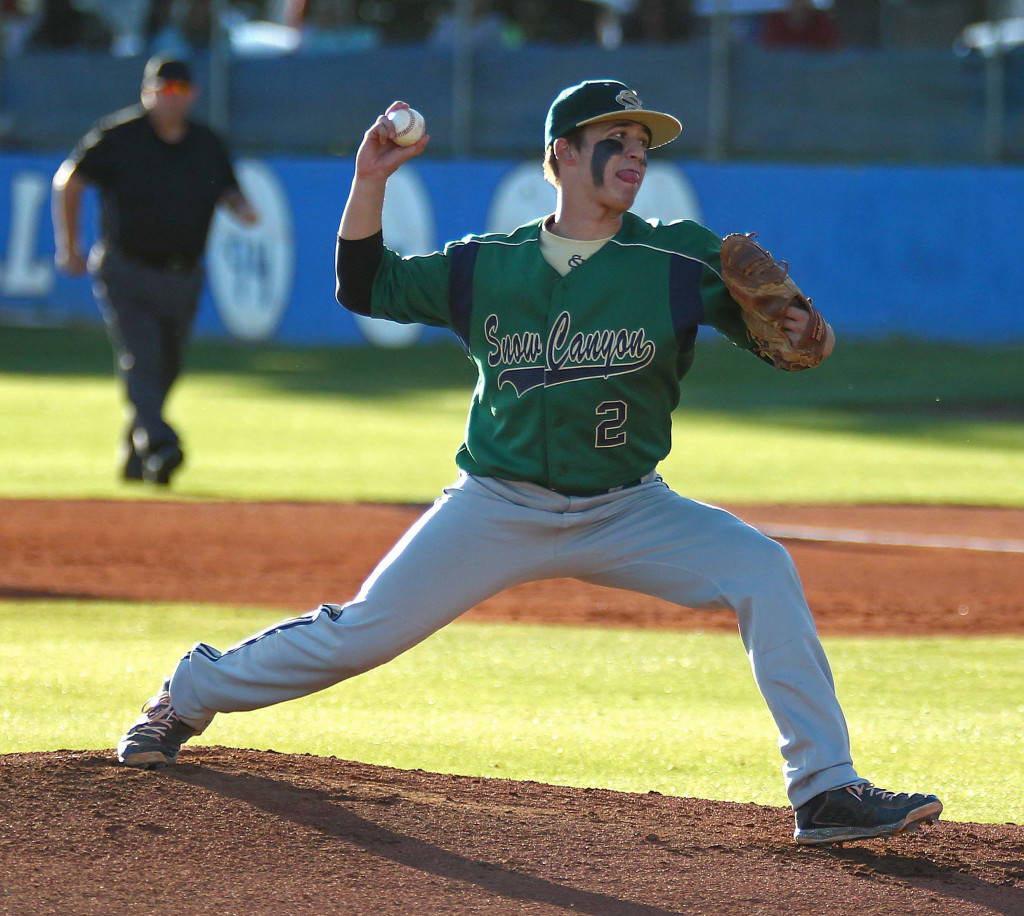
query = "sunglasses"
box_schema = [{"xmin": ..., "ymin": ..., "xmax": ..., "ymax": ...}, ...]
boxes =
[{"xmin": 152, "ymin": 79, "xmax": 194, "ymax": 96}]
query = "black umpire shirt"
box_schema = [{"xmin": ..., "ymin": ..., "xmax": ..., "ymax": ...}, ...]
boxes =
[{"xmin": 70, "ymin": 104, "xmax": 240, "ymax": 267}]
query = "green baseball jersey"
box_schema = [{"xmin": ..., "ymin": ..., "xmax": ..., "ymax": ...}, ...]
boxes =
[{"xmin": 370, "ymin": 211, "xmax": 752, "ymax": 495}]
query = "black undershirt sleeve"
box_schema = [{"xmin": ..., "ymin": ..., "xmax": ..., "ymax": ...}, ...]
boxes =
[{"xmin": 335, "ymin": 231, "xmax": 384, "ymax": 316}]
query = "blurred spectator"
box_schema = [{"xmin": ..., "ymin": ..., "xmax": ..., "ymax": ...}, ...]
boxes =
[
  {"xmin": 623, "ymin": 0, "xmax": 694, "ymax": 44},
  {"xmin": 2, "ymin": 0, "xmax": 34, "ymax": 55},
  {"xmin": 508, "ymin": 0, "xmax": 591, "ymax": 44},
  {"xmin": 147, "ymin": 0, "xmax": 214, "ymax": 56},
  {"xmin": 144, "ymin": 0, "xmax": 178, "ymax": 52},
  {"xmin": 299, "ymin": 0, "xmax": 379, "ymax": 54},
  {"xmin": 178, "ymin": 0, "xmax": 213, "ymax": 48},
  {"xmin": 595, "ymin": 1, "xmax": 630, "ymax": 49},
  {"xmin": 279, "ymin": 0, "xmax": 304, "ymax": 28},
  {"xmin": 762, "ymin": 0, "xmax": 841, "ymax": 50},
  {"xmin": 429, "ymin": 0, "xmax": 525, "ymax": 49},
  {"xmin": 91, "ymin": 0, "xmax": 150, "ymax": 55},
  {"xmin": 507, "ymin": 0, "xmax": 544, "ymax": 41},
  {"xmin": 25, "ymin": 0, "xmax": 113, "ymax": 50},
  {"xmin": 596, "ymin": 0, "xmax": 695, "ymax": 48}
]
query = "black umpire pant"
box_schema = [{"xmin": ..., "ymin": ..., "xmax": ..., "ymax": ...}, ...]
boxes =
[{"xmin": 92, "ymin": 247, "xmax": 204, "ymax": 474}]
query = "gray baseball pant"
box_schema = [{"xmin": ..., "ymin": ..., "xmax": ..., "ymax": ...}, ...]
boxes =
[{"xmin": 169, "ymin": 471, "xmax": 860, "ymax": 807}]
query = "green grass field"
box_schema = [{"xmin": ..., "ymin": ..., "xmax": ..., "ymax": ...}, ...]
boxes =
[
  {"xmin": 1, "ymin": 602, "xmax": 1021, "ymax": 824},
  {"xmin": 2, "ymin": 326, "xmax": 1022, "ymax": 504},
  {"xmin": 1, "ymin": 325, "xmax": 1021, "ymax": 823}
]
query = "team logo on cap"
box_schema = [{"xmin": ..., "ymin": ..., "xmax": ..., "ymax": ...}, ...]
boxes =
[{"xmin": 615, "ymin": 89, "xmax": 643, "ymax": 111}]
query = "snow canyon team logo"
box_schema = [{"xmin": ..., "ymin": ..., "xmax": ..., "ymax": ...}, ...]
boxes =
[
  {"xmin": 485, "ymin": 310, "xmax": 656, "ymax": 396},
  {"xmin": 615, "ymin": 89, "xmax": 643, "ymax": 111}
]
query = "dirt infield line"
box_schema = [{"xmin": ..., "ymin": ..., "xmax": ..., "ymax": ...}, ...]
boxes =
[
  {"xmin": 1, "ymin": 499, "xmax": 1021, "ymax": 636},
  {"xmin": 759, "ymin": 524, "xmax": 1024, "ymax": 554}
]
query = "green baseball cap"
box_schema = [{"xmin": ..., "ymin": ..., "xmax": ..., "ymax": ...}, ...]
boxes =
[{"xmin": 544, "ymin": 79, "xmax": 682, "ymax": 149}]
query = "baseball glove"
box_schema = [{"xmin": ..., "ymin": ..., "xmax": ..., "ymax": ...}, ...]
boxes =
[{"xmin": 720, "ymin": 232, "xmax": 828, "ymax": 370}]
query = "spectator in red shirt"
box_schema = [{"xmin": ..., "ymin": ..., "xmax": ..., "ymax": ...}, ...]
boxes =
[{"xmin": 763, "ymin": 0, "xmax": 841, "ymax": 51}]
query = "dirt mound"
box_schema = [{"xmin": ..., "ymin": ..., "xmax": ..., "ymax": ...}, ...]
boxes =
[{"xmin": 2, "ymin": 748, "xmax": 1021, "ymax": 915}]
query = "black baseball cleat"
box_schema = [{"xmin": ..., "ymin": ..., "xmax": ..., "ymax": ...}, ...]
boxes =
[
  {"xmin": 117, "ymin": 679, "xmax": 201, "ymax": 768},
  {"xmin": 119, "ymin": 440, "xmax": 145, "ymax": 482},
  {"xmin": 142, "ymin": 443, "xmax": 184, "ymax": 485},
  {"xmin": 122, "ymin": 458, "xmax": 145, "ymax": 482},
  {"xmin": 793, "ymin": 782, "xmax": 942, "ymax": 845}
]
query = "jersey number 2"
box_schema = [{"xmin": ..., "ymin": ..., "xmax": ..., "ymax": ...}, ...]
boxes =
[{"xmin": 595, "ymin": 400, "xmax": 627, "ymax": 448}]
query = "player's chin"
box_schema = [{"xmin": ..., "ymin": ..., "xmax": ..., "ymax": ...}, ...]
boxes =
[
  {"xmin": 612, "ymin": 169, "xmax": 643, "ymax": 197},
  {"xmin": 609, "ymin": 181, "xmax": 641, "ymax": 209}
]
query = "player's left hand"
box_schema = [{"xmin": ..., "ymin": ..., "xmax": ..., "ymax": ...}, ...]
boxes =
[
  {"xmin": 720, "ymin": 232, "xmax": 836, "ymax": 369},
  {"xmin": 782, "ymin": 304, "xmax": 835, "ymax": 357}
]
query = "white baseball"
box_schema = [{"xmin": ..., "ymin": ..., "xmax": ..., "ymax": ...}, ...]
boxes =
[{"xmin": 387, "ymin": 108, "xmax": 425, "ymax": 147}]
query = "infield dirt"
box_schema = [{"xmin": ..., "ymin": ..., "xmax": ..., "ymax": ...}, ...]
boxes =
[{"xmin": 1, "ymin": 500, "xmax": 1022, "ymax": 914}]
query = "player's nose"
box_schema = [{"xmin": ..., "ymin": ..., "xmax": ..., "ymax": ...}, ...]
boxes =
[{"xmin": 624, "ymin": 139, "xmax": 647, "ymax": 162}]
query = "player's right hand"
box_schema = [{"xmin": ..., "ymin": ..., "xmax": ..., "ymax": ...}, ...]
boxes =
[{"xmin": 354, "ymin": 102, "xmax": 429, "ymax": 182}]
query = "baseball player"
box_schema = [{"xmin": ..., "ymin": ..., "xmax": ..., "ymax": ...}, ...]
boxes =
[{"xmin": 118, "ymin": 79, "xmax": 942, "ymax": 845}]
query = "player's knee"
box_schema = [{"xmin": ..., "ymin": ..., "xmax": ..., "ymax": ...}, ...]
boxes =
[
  {"xmin": 739, "ymin": 528, "xmax": 802, "ymax": 585},
  {"xmin": 315, "ymin": 602, "xmax": 414, "ymax": 674}
]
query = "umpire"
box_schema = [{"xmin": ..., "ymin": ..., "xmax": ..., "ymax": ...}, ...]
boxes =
[{"xmin": 51, "ymin": 55, "xmax": 257, "ymax": 485}]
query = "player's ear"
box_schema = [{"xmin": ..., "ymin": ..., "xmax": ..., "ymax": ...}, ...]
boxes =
[{"xmin": 553, "ymin": 138, "xmax": 574, "ymax": 162}]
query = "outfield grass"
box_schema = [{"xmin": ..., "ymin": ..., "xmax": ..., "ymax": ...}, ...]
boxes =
[
  {"xmin": 0, "ymin": 602, "xmax": 1020, "ymax": 825},
  {"xmin": 1, "ymin": 326, "xmax": 1022, "ymax": 504}
]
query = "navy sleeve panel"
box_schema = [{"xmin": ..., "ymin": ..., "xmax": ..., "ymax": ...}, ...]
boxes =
[
  {"xmin": 668, "ymin": 254, "xmax": 706, "ymax": 348},
  {"xmin": 335, "ymin": 231, "xmax": 384, "ymax": 316},
  {"xmin": 447, "ymin": 240, "xmax": 479, "ymax": 352}
]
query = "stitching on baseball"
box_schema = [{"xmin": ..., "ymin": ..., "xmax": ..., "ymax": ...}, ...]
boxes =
[{"xmin": 395, "ymin": 112, "xmax": 419, "ymax": 140}]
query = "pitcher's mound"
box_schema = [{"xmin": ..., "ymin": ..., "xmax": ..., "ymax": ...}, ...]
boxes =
[{"xmin": 2, "ymin": 747, "xmax": 1021, "ymax": 914}]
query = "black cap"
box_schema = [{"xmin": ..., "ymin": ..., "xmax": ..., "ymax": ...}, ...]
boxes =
[
  {"xmin": 143, "ymin": 55, "xmax": 193, "ymax": 86},
  {"xmin": 545, "ymin": 79, "xmax": 681, "ymax": 149}
]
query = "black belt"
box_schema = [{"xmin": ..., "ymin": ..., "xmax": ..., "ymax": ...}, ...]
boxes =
[{"xmin": 121, "ymin": 251, "xmax": 199, "ymax": 273}]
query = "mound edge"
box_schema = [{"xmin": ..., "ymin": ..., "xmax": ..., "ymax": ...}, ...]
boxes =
[{"xmin": 1, "ymin": 747, "xmax": 1021, "ymax": 915}]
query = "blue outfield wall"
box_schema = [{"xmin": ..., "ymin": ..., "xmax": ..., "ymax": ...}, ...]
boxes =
[{"xmin": 0, "ymin": 152, "xmax": 1020, "ymax": 347}]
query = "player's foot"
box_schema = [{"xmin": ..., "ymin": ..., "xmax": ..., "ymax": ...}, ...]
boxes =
[
  {"xmin": 122, "ymin": 454, "xmax": 144, "ymax": 481},
  {"xmin": 142, "ymin": 443, "xmax": 184, "ymax": 485},
  {"xmin": 117, "ymin": 679, "xmax": 200, "ymax": 768},
  {"xmin": 793, "ymin": 782, "xmax": 942, "ymax": 845},
  {"xmin": 119, "ymin": 439, "xmax": 144, "ymax": 481}
]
